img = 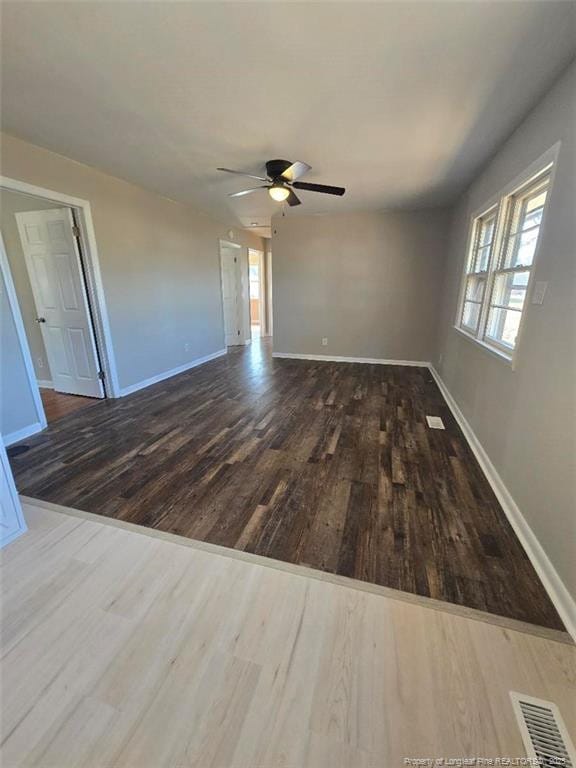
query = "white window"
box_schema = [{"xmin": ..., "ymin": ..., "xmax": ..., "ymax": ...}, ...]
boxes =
[{"xmin": 457, "ymin": 167, "xmax": 552, "ymax": 359}]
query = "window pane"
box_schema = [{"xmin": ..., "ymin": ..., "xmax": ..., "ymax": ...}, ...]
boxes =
[
  {"xmin": 491, "ymin": 270, "xmax": 529, "ymax": 311},
  {"xmin": 502, "ymin": 228, "xmax": 540, "ymax": 268},
  {"xmin": 249, "ymin": 265, "xmax": 259, "ymax": 281},
  {"xmin": 526, "ymin": 189, "xmax": 547, "ymax": 214},
  {"xmin": 465, "ymin": 275, "xmax": 485, "ymax": 302},
  {"xmin": 522, "ymin": 207, "xmax": 543, "ymax": 231},
  {"xmin": 474, "ymin": 245, "xmax": 491, "ymax": 273},
  {"xmin": 485, "ymin": 306, "xmax": 521, "ymax": 349},
  {"xmin": 467, "ymin": 209, "xmax": 498, "ymax": 275},
  {"xmin": 501, "ymin": 178, "xmax": 549, "ymax": 268},
  {"xmin": 479, "ymin": 215, "xmax": 496, "ymax": 247},
  {"xmin": 462, "ymin": 301, "xmax": 481, "ymax": 332},
  {"xmin": 249, "ymin": 280, "xmax": 259, "ymax": 299}
]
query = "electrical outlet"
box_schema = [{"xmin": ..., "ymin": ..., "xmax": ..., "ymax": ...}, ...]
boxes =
[
  {"xmin": 438, "ymin": 353, "xmax": 443, "ymax": 366},
  {"xmin": 184, "ymin": 342, "xmax": 190, "ymax": 353},
  {"xmin": 37, "ymin": 357, "xmax": 44, "ymax": 369},
  {"xmin": 321, "ymin": 337, "xmax": 328, "ymax": 346}
]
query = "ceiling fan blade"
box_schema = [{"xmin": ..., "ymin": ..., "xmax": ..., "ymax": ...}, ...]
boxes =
[
  {"xmin": 280, "ymin": 161, "xmax": 312, "ymax": 182},
  {"xmin": 217, "ymin": 168, "xmax": 268, "ymax": 182},
  {"xmin": 292, "ymin": 181, "xmax": 345, "ymax": 196},
  {"xmin": 228, "ymin": 187, "xmax": 268, "ymax": 198},
  {"xmin": 286, "ymin": 189, "xmax": 301, "ymax": 207}
]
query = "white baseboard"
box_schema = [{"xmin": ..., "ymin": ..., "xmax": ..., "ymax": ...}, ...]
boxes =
[
  {"xmin": 273, "ymin": 352, "xmax": 430, "ymax": 367},
  {"xmin": 429, "ymin": 365, "xmax": 576, "ymax": 641},
  {"xmin": 4, "ymin": 422, "xmax": 44, "ymax": 447},
  {"xmin": 37, "ymin": 380, "xmax": 54, "ymax": 389},
  {"xmin": 119, "ymin": 349, "xmax": 227, "ymax": 397}
]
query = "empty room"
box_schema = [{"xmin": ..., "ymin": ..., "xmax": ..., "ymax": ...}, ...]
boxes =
[{"xmin": 1, "ymin": 1, "xmax": 575, "ymax": 765}]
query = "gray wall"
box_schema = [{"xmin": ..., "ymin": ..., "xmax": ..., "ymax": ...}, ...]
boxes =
[
  {"xmin": 1, "ymin": 132, "xmax": 264, "ymax": 439},
  {"xmin": 272, "ymin": 210, "xmax": 450, "ymax": 361},
  {"xmin": 435, "ymin": 61, "xmax": 576, "ymax": 599},
  {"xmin": 1, "ymin": 189, "xmax": 62, "ymax": 381}
]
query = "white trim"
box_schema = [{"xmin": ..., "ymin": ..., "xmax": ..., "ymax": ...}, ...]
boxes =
[
  {"xmin": 429, "ymin": 364, "xmax": 576, "ymax": 642},
  {"xmin": 37, "ymin": 380, "xmax": 54, "ymax": 389},
  {"xmin": 273, "ymin": 352, "xmax": 430, "ymax": 367},
  {"xmin": 452, "ymin": 325, "xmax": 514, "ymax": 365},
  {"xmin": 4, "ymin": 422, "xmax": 44, "ymax": 447},
  {"xmin": 0, "ymin": 230, "xmax": 47, "ymax": 431},
  {"xmin": 119, "ymin": 349, "xmax": 227, "ymax": 397},
  {"xmin": 0, "ymin": 176, "xmax": 121, "ymax": 397}
]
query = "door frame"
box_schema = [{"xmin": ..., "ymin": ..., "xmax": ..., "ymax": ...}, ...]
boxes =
[{"xmin": 0, "ymin": 177, "xmax": 120, "ymax": 425}]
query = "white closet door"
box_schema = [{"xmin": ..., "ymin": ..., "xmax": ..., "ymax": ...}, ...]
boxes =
[
  {"xmin": 220, "ymin": 247, "xmax": 243, "ymax": 346},
  {"xmin": 15, "ymin": 209, "xmax": 104, "ymax": 398}
]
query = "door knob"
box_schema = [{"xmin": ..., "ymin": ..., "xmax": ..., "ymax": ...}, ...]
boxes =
[{"xmin": 35, "ymin": 317, "xmax": 46, "ymax": 323}]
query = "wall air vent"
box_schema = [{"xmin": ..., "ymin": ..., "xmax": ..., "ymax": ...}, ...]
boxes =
[
  {"xmin": 510, "ymin": 692, "xmax": 575, "ymax": 767},
  {"xmin": 425, "ymin": 415, "xmax": 445, "ymax": 429}
]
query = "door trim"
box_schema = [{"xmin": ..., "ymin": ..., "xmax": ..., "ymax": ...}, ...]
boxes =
[{"xmin": 0, "ymin": 176, "xmax": 120, "ymax": 400}]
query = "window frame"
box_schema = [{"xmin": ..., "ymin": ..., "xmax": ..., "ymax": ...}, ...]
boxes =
[
  {"xmin": 458, "ymin": 203, "xmax": 501, "ymax": 337},
  {"xmin": 454, "ymin": 143, "xmax": 560, "ymax": 367}
]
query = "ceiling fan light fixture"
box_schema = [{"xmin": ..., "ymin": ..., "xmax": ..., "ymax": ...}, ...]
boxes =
[{"xmin": 268, "ymin": 185, "xmax": 290, "ymax": 202}]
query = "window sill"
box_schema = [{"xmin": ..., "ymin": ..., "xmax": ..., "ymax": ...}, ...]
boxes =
[{"xmin": 452, "ymin": 326, "xmax": 515, "ymax": 368}]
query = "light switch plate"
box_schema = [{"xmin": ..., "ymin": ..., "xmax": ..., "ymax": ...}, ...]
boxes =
[{"xmin": 532, "ymin": 281, "xmax": 547, "ymax": 305}]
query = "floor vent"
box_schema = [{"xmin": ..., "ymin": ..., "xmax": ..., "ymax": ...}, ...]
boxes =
[
  {"xmin": 425, "ymin": 415, "xmax": 445, "ymax": 430},
  {"xmin": 511, "ymin": 692, "xmax": 575, "ymax": 767}
]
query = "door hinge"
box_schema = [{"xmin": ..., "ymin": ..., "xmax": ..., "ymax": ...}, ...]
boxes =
[
  {"xmin": 237, "ymin": 330, "xmax": 240, "ymax": 336},
  {"xmin": 234, "ymin": 256, "xmax": 237, "ymax": 263},
  {"xmin": 97, "ymin": 370, "xmax": 106, "ymax": 380},
  {"xmin": 72, "ymin": 225, "xmax": 81, "ymax": 237}
]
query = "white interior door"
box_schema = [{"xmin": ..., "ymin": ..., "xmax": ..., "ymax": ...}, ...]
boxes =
[
  {"xmin": 15, "ymin": 209, "xmax": 104, "ymax": 398},
  {"xmin": 220, "ymin": 245, "xmax": 243, "ymax": 346},
  {"xmin": 0, "ymin": 440, "xmax": 27, "ymax": 548}
]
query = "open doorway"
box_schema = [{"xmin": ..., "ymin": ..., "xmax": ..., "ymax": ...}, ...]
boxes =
[
  {"xmin": 1, "ymin": 188, "xmax": 105, "ymax": 428},
  {"xmin": 249, "ymin": 248, "xmax": 270, "ymax": 340}
]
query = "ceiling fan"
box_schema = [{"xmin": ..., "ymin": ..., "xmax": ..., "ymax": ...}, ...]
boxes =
[{"xmin": 217, "ymin": 159, "xmax": 346, "ymax": 207}]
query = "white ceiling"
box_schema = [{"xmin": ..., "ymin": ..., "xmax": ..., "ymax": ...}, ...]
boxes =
[{"xmin": 1, "ymin": 2, "xmax": 575, "ymax": 238}]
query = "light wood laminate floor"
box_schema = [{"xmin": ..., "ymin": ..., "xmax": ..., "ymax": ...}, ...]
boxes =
[
  {"xmin": 11, "ymin": 341, "xmax": 563, "ymax": 630},
  {"xmin": 0, "ymin": 501, "xmax": 574, "ymax": 768}
]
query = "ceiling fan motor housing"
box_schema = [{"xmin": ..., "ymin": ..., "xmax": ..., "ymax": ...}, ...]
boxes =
[{"xmin": 266, "ymin": 159, "xmax": 292, "ymax": 181}]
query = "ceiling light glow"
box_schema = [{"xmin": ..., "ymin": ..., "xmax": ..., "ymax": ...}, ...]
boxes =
[{"xmin": 268, "ymin": 185, "xmax": 290, "ymax": 202}]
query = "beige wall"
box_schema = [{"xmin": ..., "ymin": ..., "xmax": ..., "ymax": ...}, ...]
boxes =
[
  {"xmin": 1, "ymin": 189, "xmax": 63, "ymax": 381},
  {"xmin": 272, "ymin": 210, "xmax": 450, "ymax": 361},
  {"xmin": 435, "ymin": 61, "xmax": 576, "ymax": 600},
  {"xmin": 1, "ymin": 133, "xmax": 264, "ymax": 437}
]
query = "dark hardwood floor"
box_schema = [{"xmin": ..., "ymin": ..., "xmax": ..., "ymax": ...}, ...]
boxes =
[{"xmin": 11, "ymin": 339, "xmax": 563, "ymax": 630}]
